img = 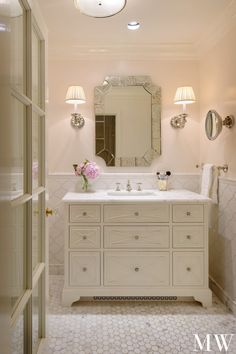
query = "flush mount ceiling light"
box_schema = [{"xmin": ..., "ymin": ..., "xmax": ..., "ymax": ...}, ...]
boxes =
[
  {"xmin": 127, "ymin": 21, "xmax": 140, "ymax": 30},
  {"xmin": 74, "ymin": 0, "xmax": 126, "ymax": 18}
]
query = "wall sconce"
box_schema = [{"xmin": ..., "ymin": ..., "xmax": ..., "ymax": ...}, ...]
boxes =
[
  {"xmin": 170, "ymin": 86, "xmax": 196, "ymax": 128},
  {"xmin": 65, "ymin": 86, "xmax": 86, "ymax": 128}
]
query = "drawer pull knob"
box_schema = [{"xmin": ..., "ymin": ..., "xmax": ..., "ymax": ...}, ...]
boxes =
[
  {"xmin": 134, "ymin": 212, "xmax": 139, "ymax": 216},
  {"xmin": 186, "ymin": 211, "xmax": 191, "ymax": 216},
  {"xmin": 134, "ymin": 267, "xmax": 140, "ymax": 272},
  {"xmin": 186, "ymin": 267, "xmax": 191, "ymax": 272},
  {"xmin": 82, "ymin": 212, "xmax": 87, "ymax": 216},
  {"xmin": 186, "ymin": 235, "xmax": 191, "ymax": 240},
  {"xmin": 82, "ymin": 267, "xmax": 87, "ymax": 272},
  {"xmin": 82, "ymin": 236, "xmax": 87, "ymax": 240},
  {"xmin": 134, "ymin": 235, "xmax": 139, "ymax": 240}
]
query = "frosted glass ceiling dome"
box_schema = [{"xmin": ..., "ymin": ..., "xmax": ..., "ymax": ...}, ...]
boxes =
[{"xmin": 74, "ymin": 0, "xmax": 126, "ymax": 18}]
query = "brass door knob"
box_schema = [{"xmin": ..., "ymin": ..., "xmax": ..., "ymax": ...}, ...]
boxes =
[{"xmin": 46, "ymin": 208, "xmax": 53, "ymax": 217}]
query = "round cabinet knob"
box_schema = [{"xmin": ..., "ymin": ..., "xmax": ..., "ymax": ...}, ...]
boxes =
[
  {"xmin": 186, "ymin": 235, "xmax": 191, "ymax": 240},
  {"xmin": 82, "ymin": 212, "xmax": 87, "ymax": 216},
  {"xmin": 82, "ymin": 235, "xmax": 87, "ymax": 240},
  {"xmin": 186, "ymin": 267, "xmax": 191, "ymax": 272},
  {"xmin": 134, "ymin": 212, "xmax": 139, "ymax": 216},
  {"xmin": 186, "ymin": 211, "xmax": 191, "ymax": 216},
  {"xmin": 134, "ymin": 235, "xmax": 139, "ymax": 240},
  {"xmin": 82, "ymin": 267, "xmax": 87, "ymax": 272},
  {"xmin": 134, "ymin": 267, "xmax": 140, "ymax": 272}
]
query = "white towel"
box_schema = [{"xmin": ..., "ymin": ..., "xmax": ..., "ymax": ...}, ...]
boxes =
[
  {"xmin": 200, "ymin": 164, "xmax": 214, "ymax": 197},
  {"xmin": 200, "ymin": 163, "xmax": 219, "ymax": 204},
  {"xmin": 210, "ymin": 166, "xmax": 219, "ymax": 204}
]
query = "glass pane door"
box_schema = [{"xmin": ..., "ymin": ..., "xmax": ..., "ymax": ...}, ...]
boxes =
[{"xmin": 10, "ymin": 1, "xmax": 46, "ymax": 353}]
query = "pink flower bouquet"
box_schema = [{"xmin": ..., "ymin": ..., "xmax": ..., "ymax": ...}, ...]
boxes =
[{"xmin": 73, "ymin": 160, "xmax": 100, "ymax": 191}]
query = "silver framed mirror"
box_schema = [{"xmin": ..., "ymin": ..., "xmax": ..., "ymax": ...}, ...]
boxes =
[
  {"xmin": 94, "ymin": 75, "xmax": 161, "ymax": 167},
  {"xmin": 205, "ymin": 110, "xmax": 223, "ymax": 140},
  {"xmin": 205, "ymin": 110, "xmax": 234, "ymax": 141}
]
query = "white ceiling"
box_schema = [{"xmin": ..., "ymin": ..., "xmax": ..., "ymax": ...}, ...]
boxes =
[{"xmin": 37, "ymin": 0, "xmax": 233, "ymax": 59}]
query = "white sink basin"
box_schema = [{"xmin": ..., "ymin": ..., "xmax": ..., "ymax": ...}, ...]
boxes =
[{"xmin": 107, "ymin": 190, "xmax": 155, "ymax": 196}]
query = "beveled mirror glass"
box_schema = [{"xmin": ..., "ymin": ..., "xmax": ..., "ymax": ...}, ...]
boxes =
[
  {"xmin": 205, "ymin": 110, "xmax": 223, "ymax": 140},
  {"xmin": 94, "ymin": 76, "xmax": 161, "ymax": 166}
]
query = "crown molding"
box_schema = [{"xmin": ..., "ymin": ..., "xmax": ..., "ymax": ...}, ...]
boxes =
[
  {"xmin": 49, "ymin": 42, "xmax": 198, "ymax": 61},
  {"xmin": 195, "ymin": 0, "xmax": 236, "ymax": 57},
  {"xmin": 48, "ymin": 1, "xmax": 236, "ymax": 62}
]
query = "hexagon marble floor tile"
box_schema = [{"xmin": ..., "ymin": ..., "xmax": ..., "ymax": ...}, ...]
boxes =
[{"xmin": 39, "ymin": 276, "xmax": 236, "ymax": 354}]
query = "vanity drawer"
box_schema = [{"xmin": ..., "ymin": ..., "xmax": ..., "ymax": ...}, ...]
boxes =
[
  {"xmin": 103, "ymin": 204, "xmax": 169, "ymax": 223},
  {"xmin": 104, "ymin": 226, "xmax": 169, "ymax": 248},
  {"xmin": 173, "ymin": 226, "xmax": 204, "ymax": 248},
  {"xmin": 69, "ymin": 252, "xmax": 100, "ymax": 286},
  {"xmin": 172, "ymin": 204, "xmax": 204, "ymax": 223},
  {"xmin": 104, "ymin": 252, "xmax": 169, "ymax": 286},
  {"xmin": 69, "ymin": 204, "xmax": 101, "ymax": 223},
  {"xmin": 69, "ymin": 226, "xmax": 100, "ymax": 249},
  {"xmin": 173, "ymin": 252, "xmax": 204, "ymax": 286}
]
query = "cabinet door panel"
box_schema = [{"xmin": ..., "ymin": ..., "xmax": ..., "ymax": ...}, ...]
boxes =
[
  {"xmin": 69, "ymin": 252, "xmax": 100, "ymax": 286},
  {"xmin": 104, "ymin": 252, "xmax": 169, "ymax": 286},
  {"xmin": 104, "ymin": 226, "xmax": 169, "ymax": 248},
  {"xmin": 104, "ymin": 204, "xmax": 169, "ymax": 223},
  {"xmin": 173, "ymin": 252, "xmax": 204, "ymax": 286}
]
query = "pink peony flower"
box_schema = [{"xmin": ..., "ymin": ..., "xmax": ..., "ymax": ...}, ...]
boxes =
[
  {"xmin": 83, "ymin": 161, "xmax": 100, "ymax": 179},
  {"xmin": 74, "ymin": 160, "xmax": 100, "ymax": 180}
]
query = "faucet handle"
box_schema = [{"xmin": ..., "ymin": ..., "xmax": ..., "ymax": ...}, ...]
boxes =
[
  {"xmin": 115, "ymin": 183, "xmax": 121, "ymax": 191},
  {"xmin": 137, "ymin": 183, "xmax": 142, "ymax": 191}
]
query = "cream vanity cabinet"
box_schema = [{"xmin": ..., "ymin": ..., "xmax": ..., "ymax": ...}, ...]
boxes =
[{"xmin": 62, "ymin": 192, "xmax": 212, "ymax": 307}]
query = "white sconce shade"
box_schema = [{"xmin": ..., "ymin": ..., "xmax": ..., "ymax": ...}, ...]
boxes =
[
  {"xmin": 170, "ymin": 86, "xmax": 196, "ymax": 128},
  {"xmin": 174, "ymin": 86, "xmax": 196, "ymax": 105},
  {"xmin": 74, "ymin": 0, "xmax": 126, "ymax": 18},
  {"xmin": 65, "ymin": 86, "xmax": 86, "ymax": 104},
  {"xmin": 65, "ymin": 86, "xmax": 86, "ymax": 128}
]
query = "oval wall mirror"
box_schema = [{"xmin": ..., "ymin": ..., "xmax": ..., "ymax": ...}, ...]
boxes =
[
  {"xmin": 205, "ymin": 110, "xmax": 223, "ymax": 140},
  {"xmin": 205, "ymin": 110, "xmax": 235, "ymax": 141}
]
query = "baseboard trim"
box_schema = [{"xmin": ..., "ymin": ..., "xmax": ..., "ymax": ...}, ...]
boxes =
[{"xmin": 209, "ymin": 276, "xmax": 236, "ymax": 315}]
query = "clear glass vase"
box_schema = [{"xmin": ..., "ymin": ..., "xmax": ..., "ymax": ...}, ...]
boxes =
[{"xmin": 81, "ymin": 175, "xmax": 89, "ymax": 192}]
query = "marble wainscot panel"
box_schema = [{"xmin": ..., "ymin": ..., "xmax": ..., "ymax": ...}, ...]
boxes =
[
  {"xmin": 209, "ymin": 177, "xmax": 236, "ymax": 314},
  {"xmin": 47, "ymin": 173, "xmax": 200, "ymax": 275}
]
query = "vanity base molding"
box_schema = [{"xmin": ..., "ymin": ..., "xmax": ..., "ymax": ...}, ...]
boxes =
[
  {"xmin": 62, "ymin": 287, "xmax": 212, "ymax": 308},
  {"xmin": 62, "ymin": 196, "xmax": 212, "ymax": 308}
]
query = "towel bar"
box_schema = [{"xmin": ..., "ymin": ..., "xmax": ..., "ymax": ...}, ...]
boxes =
[{"xmin": 196, "ymin": 163, "xmax": 228, "ymax": 173}]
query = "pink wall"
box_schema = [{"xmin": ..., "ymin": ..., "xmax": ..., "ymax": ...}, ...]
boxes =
[
  {"xmin": 48, "ymin": 59, "xmax": 200, "ymax": 174},
  {"xmin": 199, "ymin": 24, "xmax": 236, "ymax": 179}
]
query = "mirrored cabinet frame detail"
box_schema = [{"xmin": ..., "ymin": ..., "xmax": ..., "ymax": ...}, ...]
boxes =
[{"xmin": 94, "ymin": 76, "xmax": 161, "ymax": 167}]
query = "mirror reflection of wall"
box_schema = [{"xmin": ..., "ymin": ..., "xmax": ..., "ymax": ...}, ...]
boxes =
[
  {"xmin": 104, "ymin": 86, "xmax": 151, "ymax": 158},
  {"xmin": 95, "ymin": 115, "xmax": 116, "ymax": 166},
  {"xmin": 94, "ymin": 76, "xmax": 161, "ymax": 167}
]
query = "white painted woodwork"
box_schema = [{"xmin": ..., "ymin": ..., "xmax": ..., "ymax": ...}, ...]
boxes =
[
  {"xmin": 69, "ymin": 204, "xmax": 101, "ymax": 223},
  {"xmin": 69, "ymin": 252, "xmax": 100, "ymax": 286},
  {"xmin": 62, "ymin": 198, "xmax": 212, "ymax": 308},
  {"xmin": 103, "ymin": 204, "xmax": 169, "ymax": 223},
  {"xmin": 172, "ymin": 225, "xmax": 204, "ymax": 248},
  {"xmin": 173, "ymin": 252, "xmax": 204, "ymax": 286},
  {"xmin": 104, "ymin": 252, "xmax": 169, "ymax": 286},
  {"xmin": 172, "ymin": 204, "xmax": 204, "ymax": 223},
  {"xmin": 104, "ymin": 226, "xmax": 169, "ymax": 248},
  {"xmin": 69, "ymin": 226, "xmax": 100, "ymax": 249}
]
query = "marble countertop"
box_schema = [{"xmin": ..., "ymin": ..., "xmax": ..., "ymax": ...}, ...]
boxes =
[{"xmin": 62, "ymin": 189, "xmax": 210, "ymax": 203}]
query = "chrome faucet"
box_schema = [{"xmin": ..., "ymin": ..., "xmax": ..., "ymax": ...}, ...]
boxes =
[{"xmin": 126, "ymin": 180, "xmax": 132, "ymax": 192}]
